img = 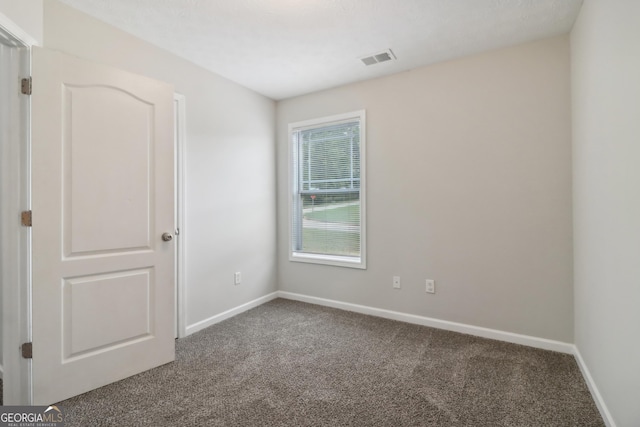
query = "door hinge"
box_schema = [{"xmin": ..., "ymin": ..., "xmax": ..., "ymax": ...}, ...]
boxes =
[
  {"xmin": 21, "ymin": 77, "xmax": 32, "ymax": 95},
  {"xmin": 21, "ymin": 342, "xmax": 33, "ymax": 359},
  {"xmin": 21, "ymin": 210, "xmax": 32, "ymax": 227}
]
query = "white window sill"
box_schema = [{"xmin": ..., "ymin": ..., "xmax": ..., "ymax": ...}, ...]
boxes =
[{"xmin": 290, "ymin": 252, "xmax": 366, "ymax": 270}]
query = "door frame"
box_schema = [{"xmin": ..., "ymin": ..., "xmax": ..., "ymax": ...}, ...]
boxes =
[
  {"xmin": 0, "ymin": 13, "xmax": 36, "ymax": 405},
  {"xmin": 174, "ymin": 93, "xmax": 187, "ymax": 339}
]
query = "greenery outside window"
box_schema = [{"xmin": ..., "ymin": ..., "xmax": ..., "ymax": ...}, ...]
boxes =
[{"xmin": 289, "ymin": 110, "xmax": 366, "ymax": 269}]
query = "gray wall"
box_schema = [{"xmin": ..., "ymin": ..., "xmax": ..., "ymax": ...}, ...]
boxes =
[
  {"xmin": 276, "ymin": 36, "xmax": 574, "ymax": 342},
  {"xmin": 571, "ymin": 1, "xmax": 640, "ymax": 426},
  {"xmin": 43, "ymin": 0, "xmax": 278, "ymax": 328}
]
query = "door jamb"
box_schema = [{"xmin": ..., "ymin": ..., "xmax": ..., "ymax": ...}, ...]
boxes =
[
  {"xmin": 174, "ymin": 93, "xmax": 187, "ymax": 339},
  {"xmin": 0, "ymin": 12, "xmax": 36, "ymax": 405}
]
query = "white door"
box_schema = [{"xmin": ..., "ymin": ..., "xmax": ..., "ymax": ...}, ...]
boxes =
[{"xmin": 31, "ymin": 47, "xmax": 175, "ymax": 405}]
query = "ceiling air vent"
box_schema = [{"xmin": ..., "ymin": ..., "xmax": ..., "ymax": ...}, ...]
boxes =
[{"xmin": 360, "ymin": 49, "xmax": 396, "ymax": 66}]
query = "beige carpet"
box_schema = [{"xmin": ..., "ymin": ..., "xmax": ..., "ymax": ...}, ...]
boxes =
[{"xmin": 57, "ymin": 298, "xmax": 603, "ymax": 426}]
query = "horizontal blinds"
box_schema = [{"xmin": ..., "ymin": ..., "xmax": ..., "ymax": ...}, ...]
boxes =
[{"xmin": 292, "ymin": 119, "xmax": 361, "ymax": 258}]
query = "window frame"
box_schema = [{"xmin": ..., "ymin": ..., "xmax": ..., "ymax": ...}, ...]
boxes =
[{"xmin": 288, "ymin": 110, "xmax": 367, "ymax": 269}]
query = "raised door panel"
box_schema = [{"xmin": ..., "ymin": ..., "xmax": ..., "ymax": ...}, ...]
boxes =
[{"xmin": 64, "ymin": 85, "xmax": 153, "ymax": 256}]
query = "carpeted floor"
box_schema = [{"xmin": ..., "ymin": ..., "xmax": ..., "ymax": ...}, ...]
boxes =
[{"xmin": 56, "ymin": 299, "xmax": 604, "ymax": 426}]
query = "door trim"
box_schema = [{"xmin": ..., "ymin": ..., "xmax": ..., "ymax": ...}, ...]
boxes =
[
  {"xmin": 174, "ymin": 93, "xmax": 187, "ymax": 339},
  {"xmin": 0, "ymin": 15, "xmax": 34, "ymax": 405},
  {"xmin": 0, "ymin": 11, "xmax": 38, "ymax": 47}
]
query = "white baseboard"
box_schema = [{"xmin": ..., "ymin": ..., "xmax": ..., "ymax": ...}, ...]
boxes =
[
  {"xmin": 573, "ymin": 347, "xmax": 616, "ymax": 427},
  {"xmin": 277, "ymin": 291, "xmax": 574, "ymax": 354},
  {"xmin": 185, "ymin": 292, "xmax": 279, "ymax": 336}
]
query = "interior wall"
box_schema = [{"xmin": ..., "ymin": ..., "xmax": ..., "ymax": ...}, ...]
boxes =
[
  {"xmin": 571, "ymin": 1, "xmax": 640, "ymax": 426},
  {"xmin": 276, "ymin": 36, "xmax": 573, "ymax": 342},
  {"xmin": 43, "ymin": 0, "xmax": 277, "ymax": 328}
]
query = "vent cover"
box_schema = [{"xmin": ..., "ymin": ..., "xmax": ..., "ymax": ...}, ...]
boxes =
[{"xmin": 360, "ymin": 49, "xmax": 396, "ymax": 66}]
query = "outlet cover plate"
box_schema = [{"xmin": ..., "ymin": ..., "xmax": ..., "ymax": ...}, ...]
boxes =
[{"xmin": 426, "ymin": 279, "xmax": 435, "ymax": 294}]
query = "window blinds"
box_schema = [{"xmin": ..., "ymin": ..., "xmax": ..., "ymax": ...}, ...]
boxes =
[{"xmin": 291, "ymin": 118, "xmax": 362, "ymax": 260}]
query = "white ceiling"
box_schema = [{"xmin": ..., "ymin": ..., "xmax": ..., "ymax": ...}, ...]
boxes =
[{"xmin": 56, "ymin": 0, "xmax": 584, "ymax": 100}]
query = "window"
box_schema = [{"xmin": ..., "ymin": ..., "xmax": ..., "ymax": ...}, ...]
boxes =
[{"xmin": 289, "ymin": 110, "xmax": 366, "ymax": 269}]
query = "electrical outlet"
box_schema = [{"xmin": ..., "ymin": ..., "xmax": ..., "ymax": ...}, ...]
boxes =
[
  {"xmin": 234, "ymin": 272, "xmax": 241, "ymax": 285},
  {"xmin": 393, "ymin": 276, "xmax": 401, "ymax": 289},
  {"xmin": 425, "ymin": 279, "xmax": 435, "ymax": 294}
]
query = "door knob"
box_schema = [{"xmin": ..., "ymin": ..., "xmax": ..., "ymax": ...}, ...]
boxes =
[{"xmin": 162, "ymin": 232, "xmax": 173, "ymax": 242}]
